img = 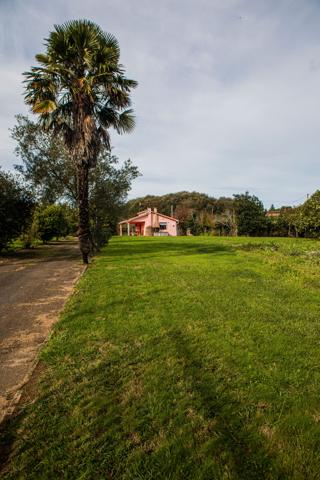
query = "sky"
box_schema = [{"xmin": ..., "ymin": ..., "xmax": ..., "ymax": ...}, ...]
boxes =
[{"xmin": 1, "ymin": 0, "xmax": 320, "ymax": 207}]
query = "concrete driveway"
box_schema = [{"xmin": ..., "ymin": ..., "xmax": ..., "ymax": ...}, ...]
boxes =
[{"xmin": 0, "ymin": 240, "xmax": 84, "ymax": 422}]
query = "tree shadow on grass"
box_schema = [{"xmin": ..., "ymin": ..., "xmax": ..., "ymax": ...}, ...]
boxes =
[
  {"xmin": 0, "ymin": 413, "xmax": 23, "ymax": 476},
  {"xmin": 167, "ymin": 328, "xmax": 288, "ymax": 479},
  {"xmin": 103, "ymin": 238, "xmax": 235, "ymax": 263},
  {"xmin": 0, "ymin": 327, "xmax": 290, "ymax": 480}
]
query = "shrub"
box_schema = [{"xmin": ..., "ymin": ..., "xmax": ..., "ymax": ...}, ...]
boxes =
[
  {"xmin": 0, "ymin": 169, "xmax": 34, "ymax": 251},
  {"xmin": 33, "ymin": 204, "xmax": 71, "ymax": 242},
  {"xmin": 233, "ymin": 192, "xmax": 267, "ymax": 236}
]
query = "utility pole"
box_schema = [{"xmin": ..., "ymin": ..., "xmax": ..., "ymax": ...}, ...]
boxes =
[{"xmin": 171, "ymin": 204, "xmax": 174, "ymax": 217}]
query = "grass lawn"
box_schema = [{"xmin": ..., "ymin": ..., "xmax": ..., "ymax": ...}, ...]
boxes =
[{"xmin": 2, "ymin": 236, "xmax": 320, "ymax": 479}]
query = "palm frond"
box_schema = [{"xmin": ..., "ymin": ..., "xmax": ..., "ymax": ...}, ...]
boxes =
[
  {"xmin": 23, "ymin": 19, "xmax": 137, "ymax": 161},
  {"xmin": 32, "ymin": 99, "xmax": 57, "ymax": 114},
  {"xmin": 117, "ymin": 109, "xmax": 136, "ymax": 133},
  {"xmin": 35, "ymin": 53, "xmax": 49, "ymax": 64}
]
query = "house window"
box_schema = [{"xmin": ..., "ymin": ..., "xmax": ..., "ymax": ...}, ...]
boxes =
[{"xmin": 159, "ymin": 222, "xmax": 167, "ymax": 230}]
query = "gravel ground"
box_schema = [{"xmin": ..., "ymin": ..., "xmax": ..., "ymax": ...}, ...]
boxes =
[{"xmin": 0, "ymin": 240, "xmax": 84, "ymax": 422}]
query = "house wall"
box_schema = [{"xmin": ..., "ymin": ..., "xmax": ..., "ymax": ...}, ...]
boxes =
[
  {"xmin": 157, "ymin": 214, "xmax": 177, "ymax": 236},
  {"xmin": 143, "ymin": 212, "xmax": 152, "ymax": 236},
  {"xmin": 140, "ymin": 212, "xmax": 177, "ymax": 236}
]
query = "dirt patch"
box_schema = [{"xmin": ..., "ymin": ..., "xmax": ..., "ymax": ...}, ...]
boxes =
[{"xmin": 0, "ymin": 240, "xmax": 84, "ymax": 423}]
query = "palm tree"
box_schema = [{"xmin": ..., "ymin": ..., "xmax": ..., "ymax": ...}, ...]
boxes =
[{"xmin": 24, "ymin": 20, "xmax": 137, "ymax": 263}]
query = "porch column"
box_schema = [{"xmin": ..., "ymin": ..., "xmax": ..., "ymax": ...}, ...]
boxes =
[
  {"xmin": 127, "ymin": 222, "xmax": 130, "ymax": 236},
  {"xmin": 119, "ymin": 224, "xmax": 122, "ymax": 236}
]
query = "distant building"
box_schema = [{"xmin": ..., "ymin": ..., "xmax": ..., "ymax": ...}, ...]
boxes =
[
  {"xmin": 266, "ymin": 210, "xmax": 281, "ymax": 218},
  {"xmin": 119, "ymin": 208, "xmax": 179, "ymax": 236},
  {"xmin": 266, "ymin": 206, "xmax": 292, "ymax": 218}
]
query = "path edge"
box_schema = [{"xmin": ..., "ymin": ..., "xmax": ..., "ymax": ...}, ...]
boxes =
[{"xmin": 0, "ymin": 264, "xmax": 88, "ymax": 426}]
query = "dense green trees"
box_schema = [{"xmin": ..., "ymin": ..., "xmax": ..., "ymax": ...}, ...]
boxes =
[
  {"xmin": 233, "ymin": 192, "xmax": 267, "ymax": 236},
  {"xmin": 24, "ymin": 20, "xmax": 137, "ymax": 262},
  {"xmin": 290, "ymin": 191, "xmax": 320, "ymax": 237},
  {"xmin": 0, "ymin": 169, "xmax": 34, "ymax": 251},
  {"xmin": 33, "ymin": 204, "xmax": 74, "ymax": 242},
  {"xmin": 126, "ymin": 191, "xmax": 217, "ymax": 219},
  {"xmin": 267, "ymin": 214, "xmax": 291, "ymax": 237},
  {"xmin": 265, "ymin": 193, "xmax": 320, "ymax": 238}
]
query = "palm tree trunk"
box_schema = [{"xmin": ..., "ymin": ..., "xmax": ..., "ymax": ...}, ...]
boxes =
[{"xmin": 77, "ymin": 163, "xmax": 92, "ymax": 263}]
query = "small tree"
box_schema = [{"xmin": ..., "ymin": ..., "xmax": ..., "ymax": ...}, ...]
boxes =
[
  {"xmin": 267, "ymin": 215, "xmax": 290, "ymax": 237},
  {"xmin": 33, "ymin": 204, "xmax": 71, "ymax": 242},
  {"xmin": 294, "ymin": 191, "xmax": 320, "ymax": 237},
  {"xmin": 0, "ymin": 169, "xmax": 34, "ymax": 251},
  {"xmin": 12, "ymin": 115, "xmax": 76, "ymax": 203},
  {"xmin": 233, "ymin": 192, "xmax": 267, "ymax": 236},
  {"xmin": 90, "ymin": 153, "xmax": 139, "ymax": 249}
]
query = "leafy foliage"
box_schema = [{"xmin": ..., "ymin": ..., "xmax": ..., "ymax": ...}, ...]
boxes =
[
  {"xmin": 126, "ymin": 191, "xmax": 215, "ymax": 217},
  {"xmin": 89, "ymin": 154, "xmax": 140, "ymax": 248},
  {"xmin": 233, "ymin": 192, "xmax": 267, "ymax": 236},
  {"xmin": 266, "ymin": 193, "xmax": 320, "ymax": 239},
  {"xmin": 12, "ymin": 115, "xmax": 76, "ymax": 203},
  {"xmin": 33, "ymin": 204, "xmax": 74, "ymax": 242},
  {"xmin": 294, "ymin": 190, "xmax": 320, "ymax": 237},
  {"xmin": 267, "ymin": 214, "xmax": 291, "ymax": 237},
  {"xmin": 0, "ymin": 169, "xmax": 34, "ymax": 251}
]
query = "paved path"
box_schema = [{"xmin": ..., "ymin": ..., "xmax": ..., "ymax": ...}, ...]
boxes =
[{"xmin": 0, "ymin": 240, "xmax": 84, "ymax": 421}]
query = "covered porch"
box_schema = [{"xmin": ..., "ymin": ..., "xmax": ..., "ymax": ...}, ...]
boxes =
[{"xmin": 119, "ymin": 220, "xmax": 145, "ymax": 236}]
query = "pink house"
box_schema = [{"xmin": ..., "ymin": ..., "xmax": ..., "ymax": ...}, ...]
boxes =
[{"xmin": 119, "ymin": 208, "xmax": 179, "ymax": 236}]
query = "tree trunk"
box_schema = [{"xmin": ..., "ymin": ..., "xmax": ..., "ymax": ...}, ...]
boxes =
[{"xmin": 77, "ymin": 163, "xmax": 92, "ymax": 263}]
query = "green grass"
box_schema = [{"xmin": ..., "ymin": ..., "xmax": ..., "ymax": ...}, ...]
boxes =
[
  {"xmin": 2, "ymin": 236, "xmax": 75, "ymax": 254},
  {"xmin": 1, "ymin": 238, "xmax": 41, "ymax": 253},
  {"xmin": 2, "ymin": 236, "xmax": 320, "ymax": 479}
]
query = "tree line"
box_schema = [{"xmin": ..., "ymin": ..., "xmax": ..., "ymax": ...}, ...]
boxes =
[{"xmin": 124, "ymin": 191, "xmax": 320, "ymax": 238}]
